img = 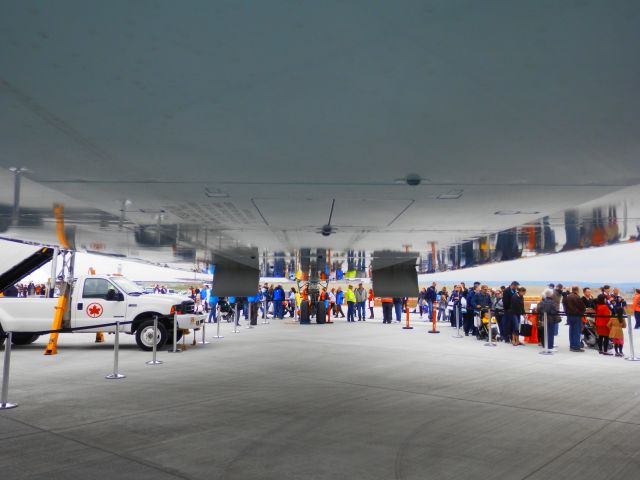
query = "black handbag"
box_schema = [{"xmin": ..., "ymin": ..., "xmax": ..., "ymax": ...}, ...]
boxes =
[{"xmin": 519, "ymin": 322, "xmax": 532, "ymax": 337}]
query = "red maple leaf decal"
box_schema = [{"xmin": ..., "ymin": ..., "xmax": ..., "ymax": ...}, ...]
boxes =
[{"xmin": 87, "ymin": 304, "xmax": 103, "ymax": 317}]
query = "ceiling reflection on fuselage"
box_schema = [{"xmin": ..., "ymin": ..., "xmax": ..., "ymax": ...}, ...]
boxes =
[{"xmin": 1, "ymin": 183, "xmax": 639, "ymax": 278}]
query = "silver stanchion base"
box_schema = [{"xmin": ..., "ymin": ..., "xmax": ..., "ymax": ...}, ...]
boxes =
[
  {"xmin": 146, "ymin": 360, "xmax": 163, "ymax": 365},
  {"xmin": 212, "ymin": 335, "xmax": 224, "ymax": 339},
  {"xmin": 484, "ymin": 343, "xmax": 497, "ymax": 347},
  {"xmin": 624, "ymin": 356, "xmax": 640, "ymax": 362},
  {"xmin": 0, "ymin": 402, "xmax": 18, "ymax": 410},
  {"xmin": 167, "ymin": 349, "xmax": 182, "ymax": 353},
  {"xmin": 105, "ymin": 373, "xmax": 126, "ymax": 379},
  {"xmin": 200, "ymin": 340, "xmax": 211, "ymax": 345},
  {"xmin": 452, "ymin": 334, "xmax": 464, "ymax": 338},
  {"xmin": 245, "ymin": 326, "xmax": 255, "ymax": 329},
  {"xmin": 539, "ymin": 350, "xmax": 553, "ymax": 355}
]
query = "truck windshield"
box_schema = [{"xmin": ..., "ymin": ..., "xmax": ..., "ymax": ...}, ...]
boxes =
[{"xmin": 110, "ymin": 277, "xmax": 144, "ymax": 295}]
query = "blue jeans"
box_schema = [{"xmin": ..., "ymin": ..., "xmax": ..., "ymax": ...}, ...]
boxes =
[
  {"xmin": 356, "ymin": 301, "xmax": 365, "ymax": 320},
  {"xmin": 274, "ymin": 301, "xmax": 284, "ymax": 319},
  {"xmin": 394, "ymin": 302, "xmax": 402, "ymax": 321},
  {"xmin": 425, "ymin": 302, "xmax": 433, "ymax": 319},
  {"xmin": 347, "ymin": 302, "xmax": 355, "ymax": 322},
  {"xmin": 546, "ymin": 322, "xmax": 555, "ymax": 350},
  {"xmin": 567, "ymin": 315, "xmax": 582, "ymax": 349}
]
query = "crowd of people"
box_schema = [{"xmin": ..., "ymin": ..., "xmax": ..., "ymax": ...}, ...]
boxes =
[
  {"xmin": 190, "ymin": 280, "xmax": 640, "ymax": 357},
  {"xmin": 1, "ymin": 281, "xmax": 48, "ymax": 297},
  {"xmin": 3, "ymin": 276, "xmax": 639, "ymax": 357}
]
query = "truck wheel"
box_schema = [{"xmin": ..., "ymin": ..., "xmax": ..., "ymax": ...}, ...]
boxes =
[
  {"xmin": 135, "ymin": 319, "xmax": 168, "ymax": 351},
  {"xmin": 300, "ymin": 301, "xmax": 310, "ymax": 324},
  {"xmin": 316, "ymin": 301, "xmax": 326, "ymax": 324},
  {"xmin": 11, "ymin": 333, "xmax": 40, "ymax": 345}
]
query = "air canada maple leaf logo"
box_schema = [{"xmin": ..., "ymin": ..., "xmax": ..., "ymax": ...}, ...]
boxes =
[{"xmin": 86, "ymin": 303, "xmax": 103, "ymax": 318}]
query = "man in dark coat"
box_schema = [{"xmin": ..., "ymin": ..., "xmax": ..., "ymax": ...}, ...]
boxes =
[
  {"xmin": 538, "ymin": 289, "xmax": 561, "ymax": 350},
  {"xmin": 502, "ymin": 281, "xmax": 519, "ymax": 344},
  {"xmin": 565, "ymin": 286, "xmax": 586, "ymax": 352}
]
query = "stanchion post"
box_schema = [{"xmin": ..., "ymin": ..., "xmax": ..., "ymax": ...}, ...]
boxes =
[
  {"xmin": 428, "ymin": 301, "xmax": 440, "ymax": 334},
  {"xmin": 453, "ymin": 306, "xmax": 463, "ymax": 338},
  {"xmin": 484, "ymin": 308, "xmax": 496, "ymax": 347},
  {"xmin": 233, "ymin": 304, "xmax": 240, "ymax": 333},
  {"xmin": 402, "ymin": 306, "xmax": 413, "ymax": 330},
  {"xmin": 106, "ymin": 321, "xmax": 126, "ymax": 379},
  {"xmin": 201, "ymin": 318, "xmax": 211, "ymax": 344},
  {"xmin": 624, "ymin": 314, "xmax": 640, "ymax": 362},
  {"xmin": 146, "ymin": 315, "xmax": 163, "ymax": 365},
  {"xmin": 540, "ymin": 311, "xmax": 553, "ymax": 355},
  {"xmin": 0, "ymin": 332, "xmax": 18, "ymax": 410},
  {"xmin": 169, "ymin": 311, "xmax": 181, "ymax": 353},
  {"xmin": 213, "ymin": 305, "xmax": 224, "ymax": 339}
]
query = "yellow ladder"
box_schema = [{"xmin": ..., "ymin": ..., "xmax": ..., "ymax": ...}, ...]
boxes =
[{"xmin": 44, "ymin": 283, "xmax": 71, "ymax": 355}]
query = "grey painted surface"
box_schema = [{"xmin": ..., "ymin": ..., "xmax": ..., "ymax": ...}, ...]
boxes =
[{"xmin": 1, "ymin": 310, "xmax": 639, "ymax": 479}]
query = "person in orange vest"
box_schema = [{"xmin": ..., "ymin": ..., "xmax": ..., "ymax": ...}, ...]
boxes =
[
  {"xmin": 524, "ymin": 304, "xmax": 539, "ymax": 345},
  {"xmin": 633, "ymin": 289, "xmax": 640, "ymax": 329},
  {"xmin": 367, "ymin": 288, "xmax": 375, "ymax": 319},
  {"xmin": 381, "ymin": 297, "xmax": 393, "ymax": 323}
]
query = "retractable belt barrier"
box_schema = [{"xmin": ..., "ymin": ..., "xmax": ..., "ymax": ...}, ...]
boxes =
[
  {"xmin": 11, "ymin": 320, "xmax": 134, "ymax": 337},
  {"xmin": 447, "ymin": 306, "xmax": 636, "ymax": 356},
  {"xmin": 1, "ymin": 319, "xmax": 160, "ymax": 410}
]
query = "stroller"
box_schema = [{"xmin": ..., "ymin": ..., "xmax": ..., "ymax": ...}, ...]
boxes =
[
  {"xmin": 476, "ymin": 313, "xmax": 499, "ymax": 341},
  {"xmin": 581, "ymin": 315, "xmax": 613, "ymax": 350},
  {"xmin": 582, "ymin": 317, "xmax": 598, "ymax": 349},
  {"xmin": 217, "ymin": 298, "xmax": 236, "ymax": 322}
]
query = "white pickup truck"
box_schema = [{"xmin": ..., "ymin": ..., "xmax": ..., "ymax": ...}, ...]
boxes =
[{"xmin": 0, "ymin": 275, "xmax": 204, "ymax": 351}]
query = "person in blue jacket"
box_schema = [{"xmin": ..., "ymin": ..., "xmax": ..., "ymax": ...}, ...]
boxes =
[
  {"xmin": 207, "ymin": 290, "xmax": 219, "ymax": 323},
  {"xmin": 272, "ymin": 285, "xmax": 285, "ymax": 319},
  {"xmin": 200, "ymin": 286, "xmax": 209, "ymax": 313},
  {"xmin": 247, "ymin": 291, "xmax": 260, "ymax": 325},
  {"xmin": 335, "ymin": 287, "xmax": 345, "ymax": 318}
]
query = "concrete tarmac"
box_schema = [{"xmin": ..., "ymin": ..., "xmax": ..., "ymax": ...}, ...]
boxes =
[{"xmin": 1, "ymin": 311, "xmax": 640, "ymax": 479}]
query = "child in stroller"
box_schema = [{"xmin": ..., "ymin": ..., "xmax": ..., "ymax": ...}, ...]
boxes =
[
  {"xmin": 476, "ymin": 311, "xmax": 499, "ymax": 341},
  {"xmin": 217, "ymin": 298, "xmax": 236, "ymax": 322}
]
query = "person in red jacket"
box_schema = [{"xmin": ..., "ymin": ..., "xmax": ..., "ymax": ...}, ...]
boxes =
[
  {"xmin": 367, "ymin": 289, "xmax": 375, "ymax": 319},
  {"xmin": 595, "ymin": 286, "xmax": 614, "ymax": 355}
]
